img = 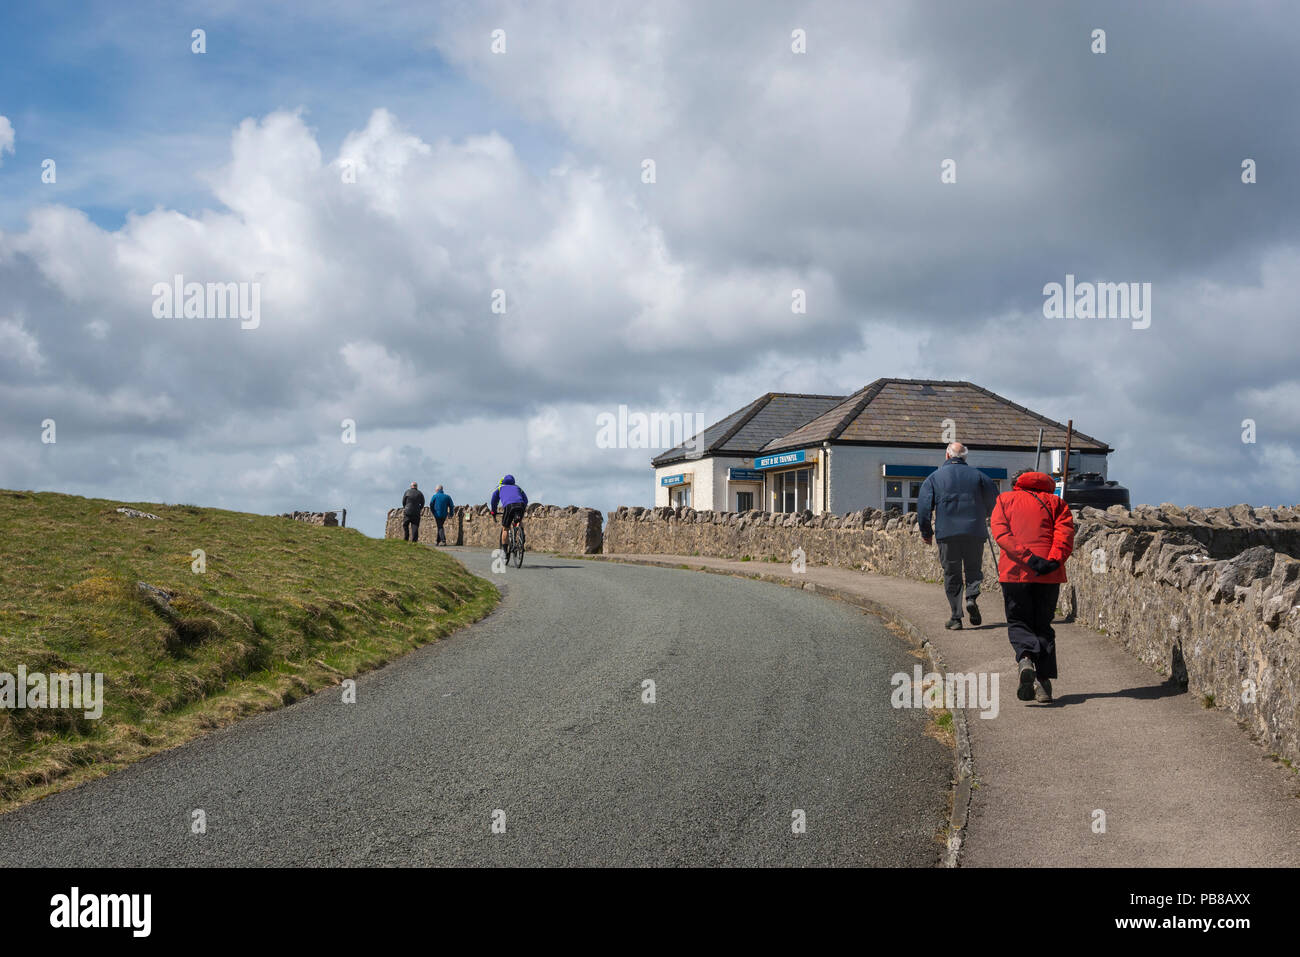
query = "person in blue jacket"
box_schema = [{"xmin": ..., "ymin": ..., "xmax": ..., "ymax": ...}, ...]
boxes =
[
  {"xmin": 429, "ymin": 485, "xmax": 454, "ymax": 545},
  {"xmin": 490, "ymin": 475, "xmax": 528, "ymax": 552},
  {"xmin": 916, "ymin": 442, "xmax": 999, "ymax": 629}
]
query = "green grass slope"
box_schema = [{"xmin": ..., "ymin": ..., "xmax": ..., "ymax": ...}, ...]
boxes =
[{"xmin": 0, "ymin": 490, "xmax": 498, "ymax": 811}]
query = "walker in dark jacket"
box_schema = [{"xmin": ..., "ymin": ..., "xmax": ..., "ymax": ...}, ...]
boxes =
[
  {"xmin": 401, "ymin": 485, "xmax": 425, "ymax": 542},
  {"xmin": 916, "ymin": 456, "xmax": 999, "ymax": 627}
]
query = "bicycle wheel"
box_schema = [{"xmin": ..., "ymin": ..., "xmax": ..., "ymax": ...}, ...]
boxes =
[{"xmin": 512, "ymin": 525, "xmax": 524, "ymax": 568}]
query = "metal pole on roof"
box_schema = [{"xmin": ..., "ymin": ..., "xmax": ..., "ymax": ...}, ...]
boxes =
[
  {"xmin": 1034, "ymin": 428, "xmax": 1044, "ymax": 472},
  {"xmin": 1062, "ymin": 420, "xmax": 1075, "ymax": 503}
]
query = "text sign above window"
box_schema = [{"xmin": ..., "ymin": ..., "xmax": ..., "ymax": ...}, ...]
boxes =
[
  {"xmin": 728, "ymin": 468, "xmax": 763, "ymax": 481},
  {"xmin": 755, "ymin": 450, "xmax": 806, "ymax": 470},
  {"xmin": 660, "ymin": 473, "xmax": 688, "ymax": 487}
]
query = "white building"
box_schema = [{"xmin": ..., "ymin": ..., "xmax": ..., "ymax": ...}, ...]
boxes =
[{"xmin": 651, "ymin": 378, "xmax": 1112, "ymax": 513}]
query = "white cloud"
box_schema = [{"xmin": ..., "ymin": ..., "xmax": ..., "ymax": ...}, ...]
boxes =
[
  {"xmin": 5, "ymin": 2, "xmax": 1300, "ymax": 532},
  {"xmin": 237, "ymin": 452, "xmax": 299, "ymax": 492},
  {"xmin": 0, "ymin": 317, "xmax": 44, "ymax": 370},
  {"xmin": 1240, "ymin": 376, "xmax": 1300, "ymax": 433},
  {"xmin": 0, "ymin": 115, "xmax": 13, "ymax": 165}
]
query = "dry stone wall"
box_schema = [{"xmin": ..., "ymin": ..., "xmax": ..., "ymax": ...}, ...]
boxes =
[
  {"xmin": 385, "ymin": 504, "xmax": 602, "ymax": 554},
  {"xmin": 281, "ymin": 511, "xmax": 339, "ymax": 526},
  {"xmin": 1065, "ymin": 524, "xmax": 1300, "ymax": 763}
]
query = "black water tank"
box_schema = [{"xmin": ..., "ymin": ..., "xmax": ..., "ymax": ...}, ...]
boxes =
[{"xmin": 1065, "ymin": 472, "xmax": 1130, "ymax": 510}]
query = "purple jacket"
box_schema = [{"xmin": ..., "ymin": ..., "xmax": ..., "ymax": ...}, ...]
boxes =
[{"xmin": 491, "ymin": 479, "xmax": 527, "ymax": 513}]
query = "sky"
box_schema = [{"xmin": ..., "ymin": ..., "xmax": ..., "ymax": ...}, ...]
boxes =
[{"xmin": 1, "ymin": 0, "xmax": 1298, "ymax": 538}]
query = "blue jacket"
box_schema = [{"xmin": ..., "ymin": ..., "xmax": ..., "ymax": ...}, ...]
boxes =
[
  {"xmin": 916, "ymin": 459, "xmax": 998, "ymax": 540},
  {"xmin": 490, "ymin": 480, "xmax": 527, "ymax": 513},
  {"xmin": 430, "ymin": 491, "xmax": 453, "ymax": 518}
]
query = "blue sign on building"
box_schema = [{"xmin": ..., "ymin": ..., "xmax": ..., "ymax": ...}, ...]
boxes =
[
  {"xmin": 882, "ymin": 464, "xmax": 1008, "ymax": 480},
  {"xmin": 755, "ymin": 450, "xmax": 806, "ymax": 470},
  {"xmin": 660, "ymin": 473, "xmax": 688, "ymax": 487},
  {"xmin": 728, "ymin": 468, "xmax": 763, "ymax": 481}
]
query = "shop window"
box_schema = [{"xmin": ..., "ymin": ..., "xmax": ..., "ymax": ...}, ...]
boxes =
[
  {"xmin": 882, "ymin": 469, "xmax": 1007, "ymax": 513},
  {"xmin": 773, "ymin": 468, "xmax": 812, "ymax": 513},
  {"xmin": 736, "ymin": 491, "xmax": 754, "ymax": 511},
  {"xmin": 883, "ymin": 477, "xmax": 924, "ymax": 513},
  {"xmin": 670, "ymin": 485, "xmax": 692, "ymax": 508}
]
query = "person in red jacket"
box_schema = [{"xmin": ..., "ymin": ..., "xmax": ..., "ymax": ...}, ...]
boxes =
[{"xmin": 990, "ymin": 469, "xmax": 1076, "ymax": 703}]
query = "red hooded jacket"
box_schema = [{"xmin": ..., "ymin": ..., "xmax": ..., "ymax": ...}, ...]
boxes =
[{"xmin": 990, "ymin": 471, "xmax": 1075, "ymax": 583}]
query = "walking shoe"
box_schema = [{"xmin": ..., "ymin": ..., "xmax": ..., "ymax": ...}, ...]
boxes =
[
  {"xmin": 965, "ymin": 599, "xmax": 981, "ymax": 626},
  {"xmin": 1035, "ymin": 678, "xmax": 1053, "ymax": 703},
  {"xmin": 945, "ymin": 617, "xmax": 963, "ymax": 630},
  {"xmin": 1016, "ymin": 657, "xmax": 1037, "ymax": 701}
]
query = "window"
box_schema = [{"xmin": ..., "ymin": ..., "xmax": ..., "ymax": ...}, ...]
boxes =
[
  {"xmin": 735, "ymin": 491, "xmax": 754, "ymax": 511},
  {"xmin": 670, "ymin": 485, "xmax": 692, "ymax": 508},
  {"xmin": 773, "ymin": 468, "xmax": 812, "ymax": 513},
  {"xmin": 884, "ymin": 477, "xmax": 924, "ymax": 513},
  {"xmin": 882, "ymin": 465, "xmax": 1009, "ymax": 514}
]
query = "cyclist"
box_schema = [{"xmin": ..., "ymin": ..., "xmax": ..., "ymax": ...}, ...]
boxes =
[{"xmin": 490, "ymin": 474, "xmax": 529, "ymax": 554}]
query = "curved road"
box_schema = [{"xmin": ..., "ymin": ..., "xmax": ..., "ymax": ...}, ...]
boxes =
[{"xmin": 0, "ymin": 549, "xmax": 950, "ymax": 866}]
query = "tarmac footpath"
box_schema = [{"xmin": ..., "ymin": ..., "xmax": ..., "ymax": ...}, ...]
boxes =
[{"xmin": 592, "ymin": 552, "xmax": 1300, "ymax": 867}]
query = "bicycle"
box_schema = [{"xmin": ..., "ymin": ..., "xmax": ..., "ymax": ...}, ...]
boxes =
[{"xmin": 506, "ymin": 517, "xmax": 525, "ymax": 568}]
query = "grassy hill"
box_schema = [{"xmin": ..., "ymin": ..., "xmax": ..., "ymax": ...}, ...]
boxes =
[{"xmin": 0, "ymin": 490, "xmax": 498, "ymax": 811}]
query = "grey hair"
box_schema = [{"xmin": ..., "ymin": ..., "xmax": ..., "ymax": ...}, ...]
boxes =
[{"xmin": 946, "ymin": 442, "xmax": 968, "ymax": 459}]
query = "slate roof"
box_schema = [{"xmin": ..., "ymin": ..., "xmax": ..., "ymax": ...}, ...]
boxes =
[
  {"xmin": 652, "ymin": 379, "xmax": 1110, "ymax": 466},
  {"xmin": 761, "ymin": 379, "xmax": 1110, "ymax": 453},
  {"xmin": 650, "ymin": 393, "xmax": 843, "ymax": 466}
]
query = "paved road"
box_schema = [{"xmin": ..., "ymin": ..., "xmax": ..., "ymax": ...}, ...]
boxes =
[
  {"xmin": 0, "ymin": 549, "xmax": 950, "ymax": 866},
  {"xmin": 601, "ymin": 553, "xmax": 1300, "ymax": 867}
]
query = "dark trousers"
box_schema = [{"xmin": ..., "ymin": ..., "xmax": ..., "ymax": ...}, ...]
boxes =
[
  {"xmin": 434, "ymin": 515, "xmax": 446, "ymax": 544},
  {"xmin": 1002, "ymin": 582, "xmax": 1061, "ymax": 679},
  {"xmin": 402, "ymin": 517, "xmax": 420, "ymax": 541},
  {"xmin": 937, "ymin": 535, "xmax": 985, "ymax": 619}
]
